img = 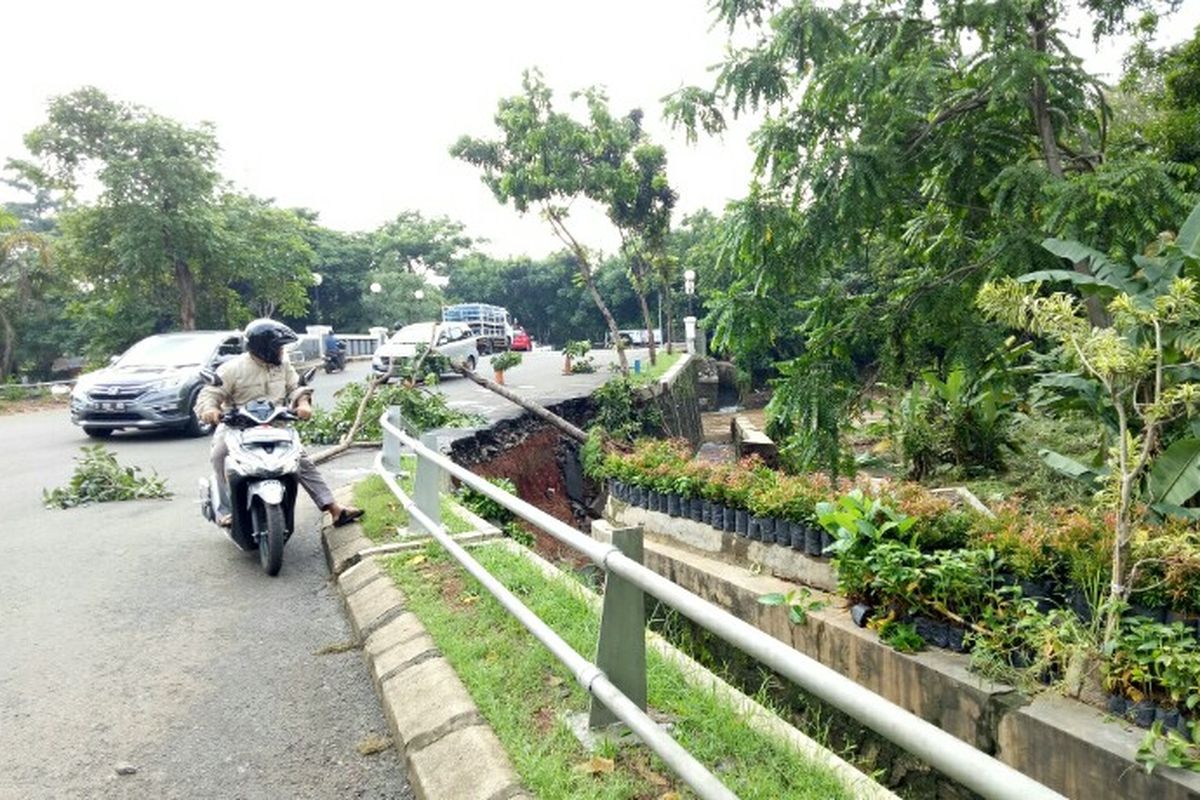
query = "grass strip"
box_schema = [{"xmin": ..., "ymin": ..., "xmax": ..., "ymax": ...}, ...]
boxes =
[
  {"xmin": 353, "ymin": 460, "xmax": 473, "ymax": 543},
  {"xmin": 628, "ymin": 351, "xmax": 682, "ymax": 386},
  {"xmin": 384, "ymin": 542, "xmax": 853, "ymax": 800}
]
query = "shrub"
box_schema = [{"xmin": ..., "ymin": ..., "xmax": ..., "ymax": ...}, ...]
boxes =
[{"xmin": 44, "ymin": 445, "xmax": 171, "ymax": 508}]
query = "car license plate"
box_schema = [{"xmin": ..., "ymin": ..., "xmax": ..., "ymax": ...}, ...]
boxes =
[{"xmin": 100, "ymin": 401, "xmax": 126, "ymax": 411}]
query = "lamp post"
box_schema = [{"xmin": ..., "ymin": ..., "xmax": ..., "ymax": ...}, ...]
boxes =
[
  {"xmin": 683, "ymin": 269, "xmax": 697, "ymax": 355},
  {"xmin": 311, "ymin": 272, "xmax": 323, "ymax": 322}
]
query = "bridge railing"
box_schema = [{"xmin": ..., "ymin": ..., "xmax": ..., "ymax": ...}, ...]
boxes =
[{"xmin": 377, "ymin": 409, "xmax": 1064, "ymax": 800}]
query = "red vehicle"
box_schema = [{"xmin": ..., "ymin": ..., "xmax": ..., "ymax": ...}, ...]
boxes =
[{"xmin": 510, "ymin": 328, "xmax": 532, "ymax": 351}]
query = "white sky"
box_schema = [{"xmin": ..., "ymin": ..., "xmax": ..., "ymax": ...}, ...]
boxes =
[{"xmin": 1, "ymin": 1, "xmax": 1197, "ymax": 259}]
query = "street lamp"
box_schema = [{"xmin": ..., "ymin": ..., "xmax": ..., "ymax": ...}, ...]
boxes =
[
  {"xmin": 683, "ymin": 269, "xmax": 697, "ymax": 355},
  {"xmin": 370, "ymin": 282, "xmax": 382, "ymax": 294},
  {"xmin": 311, "ymin": 272, "xmax": 323, "ymax": 322},
  {"xmin": 413, "ymin": 289, "xmax": 425, "ymax": 301}
]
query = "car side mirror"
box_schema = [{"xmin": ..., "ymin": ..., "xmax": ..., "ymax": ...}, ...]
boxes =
[
  {"xmin": 199, "ymin": 368, "xmax": 223, "ymax": 387},
  {"xmin": 299, "ymin": 366, "xmax": 318, "ymax": 386}
]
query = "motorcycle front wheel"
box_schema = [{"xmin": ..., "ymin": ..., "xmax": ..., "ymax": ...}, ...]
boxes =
[{"xmin": 252, "ymin": 501, "xmax": 287, "ymax": 576}]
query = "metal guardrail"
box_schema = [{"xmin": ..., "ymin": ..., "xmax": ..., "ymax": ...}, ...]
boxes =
[{"xmin": 377, "ymin": 411, "xmax": 1065, "ymax": 800}]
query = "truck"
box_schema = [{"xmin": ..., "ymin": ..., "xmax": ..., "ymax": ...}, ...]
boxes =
[{"xmin": 442, "ymin": 303, "xmax": 513, "ymax": 354}]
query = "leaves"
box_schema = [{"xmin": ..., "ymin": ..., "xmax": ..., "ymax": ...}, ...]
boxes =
[
  {"xmin": 43, "ymin": 444, "xmax": 171, "ymax": 508},
  {"xmin": 573, "ymin": 756, "xmax": 615, "ymax": 776},
  {"xmin": 1146, "ymin": 438, "xmax": 1200, "ymax": 507}
]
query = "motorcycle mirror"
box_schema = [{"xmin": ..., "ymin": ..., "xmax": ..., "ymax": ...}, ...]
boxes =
[
  {"xmin": 299, "ymin": 366, "xmax": 318, "ymax": 386},
  {"xmin": 199, "ymin": 368, "xmax": 223, "ymax": 387}
]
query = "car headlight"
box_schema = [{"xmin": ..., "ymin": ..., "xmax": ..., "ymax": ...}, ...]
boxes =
[{"xmin": 147, "ymin": 376, "xmax": 188, "ymax": 393}]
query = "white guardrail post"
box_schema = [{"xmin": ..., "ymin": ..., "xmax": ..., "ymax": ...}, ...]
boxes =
[
  {"xmin": 375, "ymin": 412, "xmax": 1066, "ymax": 800},
  {"xmin": 589, "ymin": 522, "xmax": 647, "ymax": 729},
  {"xmin": 412, "ymin": 431, "xmax": 442, "ymax": 534}
]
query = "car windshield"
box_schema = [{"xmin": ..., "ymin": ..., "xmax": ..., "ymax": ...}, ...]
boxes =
[
  {"xmin": 390, "ymin": 324, "xmax": 437, "ymax": 345},
  {"xmin": 116, "ymin": 335, "xmax": 218, "ymax": 367}
]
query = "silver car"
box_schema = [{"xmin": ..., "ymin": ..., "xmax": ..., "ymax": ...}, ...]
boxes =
[{"xmin": 69, "ymin": 331, "xmax": 243, "ymax": 438}]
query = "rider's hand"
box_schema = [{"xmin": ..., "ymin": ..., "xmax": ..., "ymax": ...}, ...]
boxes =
[{"xmin": 200, "ymin": 409, "xmax": 222, "ymax": 426}]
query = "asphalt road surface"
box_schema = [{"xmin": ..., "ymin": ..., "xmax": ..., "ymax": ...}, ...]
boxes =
[{"xmin": 0, "ymin": 347, "xmax": 628, "ymax": 799}]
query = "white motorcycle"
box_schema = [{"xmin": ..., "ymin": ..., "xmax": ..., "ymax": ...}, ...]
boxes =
[{"xmin": 197, "ymin": 368, "xmax": 315, "ymax": 576}]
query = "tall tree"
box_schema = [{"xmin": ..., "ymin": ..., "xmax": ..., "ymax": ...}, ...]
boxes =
[
  {"xmin": 0, "ymin": 209, "xmax": 51, "ymax": 379},
  {"xmin": 665, "ymin": 0, "xmax": 1194, "ymax": 470},
  {"xmin": 452, "ymin": 70, "xmax": 675, "ymax": 373},
  {"xmin": 19, "ymin": 87, "xmax": 221, "ymax": 330}
]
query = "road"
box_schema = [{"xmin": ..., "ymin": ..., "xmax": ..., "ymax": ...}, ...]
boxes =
[{"xmin": 0, "ymin": 347, "xmax": 627, "ymax": 799}]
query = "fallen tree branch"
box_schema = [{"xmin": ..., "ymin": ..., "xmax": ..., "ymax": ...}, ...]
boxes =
[{"xmin": 449, "ymin": 360, "xmax": 589, "ymax": 443}]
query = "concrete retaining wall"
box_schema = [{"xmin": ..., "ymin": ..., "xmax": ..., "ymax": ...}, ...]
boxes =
[
  {"xmin": 602, "ymin": 509, "xmax": 1200, "ymax": 800},
  {"xmin": 637, "ymin": 354, "xmax": 702, "ymax": 446}
]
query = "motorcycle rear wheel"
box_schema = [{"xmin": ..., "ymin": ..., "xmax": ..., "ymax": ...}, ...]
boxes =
[{"xmin": 253, "ymin": 501, "xmax": 287, "ymax": 576}]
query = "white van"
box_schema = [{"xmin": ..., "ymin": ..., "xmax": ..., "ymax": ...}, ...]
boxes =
[{"xmin": 371, "ymin": 321, "xmax": 479, "ymax": 382}]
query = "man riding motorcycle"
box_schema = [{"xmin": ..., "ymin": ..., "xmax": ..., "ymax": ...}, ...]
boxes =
[{"xmin": 195, "ymin": 319, "xmax": 364, "ymax": 529}]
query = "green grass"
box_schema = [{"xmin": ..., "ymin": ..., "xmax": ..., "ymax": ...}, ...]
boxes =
[
  {"xmin": 385, "ymin": 543, "xmax": 854, "ymax": 800},
  {"xmin": 627, "ymin": 351, "xmax": 682, "ymax": 386},
  {"xmin": 353, "ymin": 457, "xmax": 473, "ymax": 543}
]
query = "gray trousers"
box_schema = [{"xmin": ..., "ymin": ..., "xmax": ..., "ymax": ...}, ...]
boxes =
[{"xmin": 211, "ymin": 426, "xmax": 335, "ymax": 516}]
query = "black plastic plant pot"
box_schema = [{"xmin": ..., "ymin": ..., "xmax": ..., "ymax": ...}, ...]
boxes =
[
  {"xmin": 757, "ymin": 516, "xmax": 775, "ymax": 543},
  {"xmin": 804, "ymin": 526, "xmax": 822, "ymax": 556},
  {"xmin": 666, "ymin": 494, "xmax": 681, "ymax": 517},
  {"xmin": 735, "ymin": 509, "xmax": 749, "ymax": 535},
  {"xmin": 1129, "ymin": 604, "xmax": 1168, "ymax": 624},
  {"xmin": 723, "ymin": 507, "xmax": 738, "ymax": 533},
  {"xmin": 631, "ymin": 486, "xmax": 645, "ymax": 507},
  {"xmin": 1067, "ymin": 589, "xmax": 1093, "ymax": 623},
  {"xmin": 646, "ymin": 490, "xmax": 659, "ymax": 512},
  {"xmin": 850, "ymin": 603, "xmax": 873, "ymax": 628},
  {"xmin": 700, "ymin": 500, "xmax": 714, "ymax": 526},
  {"xmin": 1156, "ymin": 708, "xmax": 1180, "ymax": 730},
  {"xmin": 914, "ymin": 616, "xmax": 948, "ymax": 649},
  {"xmin": 689, "ymin": 497, "xmax": 704, "ymax": 521},
  {"xmin": 1131, "ymin": 700, "xmax": 1157, "ymax": 729},
  {"xmin": 1018, "ymin": 579, "xmax": 1049, "ymax": 600},
  {"xmin": 1106, "ymin": 694, "xmax": 1128, "ymax": 716},
  {"xmin": 773, "ymin": 519, "xmax": 790, "ymax": 545},
  {"xmin": 819, "ymin": 530, "xmax": 834, "ymax": 556},
  {"xmin": 944, "ymin": 626, "xmax": 966, "ymax": 653},
  {"xmin": 747, "ymin": 517, "xmax": 762, "ymax": 541},
  {"xmin": 609, "ymin": 480, "xmax": 622, "ymax": 501},
  {"xmin": 789, "ymin": 521, "xmax": 805, "ymax": 550}
]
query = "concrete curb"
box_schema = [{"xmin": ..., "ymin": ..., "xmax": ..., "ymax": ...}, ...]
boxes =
[{"xmin": 321, "ymin": 497, "xmax": 531, "ymax": 800}]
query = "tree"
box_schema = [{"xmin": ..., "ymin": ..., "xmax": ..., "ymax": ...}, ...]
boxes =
[
  {"xmin": 664, "ymin": 0, "xmax": 1195, "ymax": 468},
  {"xmin": 215, "ymin": 194, "xmax": 315, "ymax": 322},
  {"xmin": 372, "ymin": 210, "xmax": 475, "ymax": 279},
  {"xmin": 610, "ymin": 139, "xmax": 676, "ymax": 364},
  {"xmin": 19, "ymin": 87, "xmax": 221, "ymax": 331},
  {"xmin": 978, "ymin": 200, "xmax": 1200, "ymax": 644},
  {"xmin": 362, "ymin": 270, "xmax": 443, "ymax": 330},
  {"xmin": 0, "ymin": 209, "xmax": 51, "ymax": 379},
  {"xmin": 452, "ymin": 70, "xmax": 675, "ymax": 373}
]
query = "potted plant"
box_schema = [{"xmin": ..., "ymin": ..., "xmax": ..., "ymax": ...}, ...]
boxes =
[
  {"xmin": 562, "ymin": 339, "xmax": 591, "ymax": 374},
  {"xmin": 491, "ymin": 350, "xmax": 522, "ymax": 385}
]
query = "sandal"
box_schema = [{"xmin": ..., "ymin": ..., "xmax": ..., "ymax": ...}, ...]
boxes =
[
  {"xmin": 332, "ymin": 507, "xmax": 365, "ymax": 528},
  {"xmin": 218, "ymin": 513, "xmax": 233, "ymax": 528}
]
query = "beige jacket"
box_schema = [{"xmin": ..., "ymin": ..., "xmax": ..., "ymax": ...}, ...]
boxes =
[{"xmin": 194, "ymin": 353, "xmax": 312, "ymax": 417}]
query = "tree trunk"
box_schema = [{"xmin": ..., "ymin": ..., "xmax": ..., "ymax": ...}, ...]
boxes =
[
  {"xmin": 450, "ymin": 360, "xmax": 588, "ymax": 442},
  {"xmin": 1029, "ymin": 10, "xmax": 1107, "ymax": 328},
  {"xmin": 0, "ymin": 307, "xmax": 14, "ymax": 381},
  {"xmin": 637, "ymin": 289, "xmax": 657, "ymax": 365},
  {"xmin": 175, "ymin": 258, "xmax": 197, "ymax": 330},
  {"xmin": 544, "ymin": 209, "xmax": 628, "ymax": 373},
  {"xmin": 662, "ymin": 282, "xmax": 675, "ymax": 355}
]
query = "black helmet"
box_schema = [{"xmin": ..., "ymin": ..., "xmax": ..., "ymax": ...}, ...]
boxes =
[{"xmin": 244, "ymin": 319, "xmax": 298, "ymax": 366}]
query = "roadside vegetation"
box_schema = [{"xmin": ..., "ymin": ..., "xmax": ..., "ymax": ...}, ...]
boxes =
[
  {"xmin": 43, "ymin": 444, "xmax": 171, "ymax": 508},
  {"xmin": 385, "ymin": 541, "xmax": 856, "ymax": 799}
]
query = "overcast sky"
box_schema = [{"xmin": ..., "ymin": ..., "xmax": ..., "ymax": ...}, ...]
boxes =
[{"xmin": 2, "ymin": 1, "xmax": 1198, "ymax": 260}]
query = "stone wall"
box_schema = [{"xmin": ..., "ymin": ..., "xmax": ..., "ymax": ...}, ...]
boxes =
[{"xmin": 638, "ymin": 354, "xmax": 702, "ymax": 446}]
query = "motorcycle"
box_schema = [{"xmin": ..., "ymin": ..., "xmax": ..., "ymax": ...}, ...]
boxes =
[
  {"xmin": 197, "ymin": 367, "xmax": 316, "ymax": 576},
  {"xmin": 323, "ymin": 341, "xmax": 347, "ymax": 373}
]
